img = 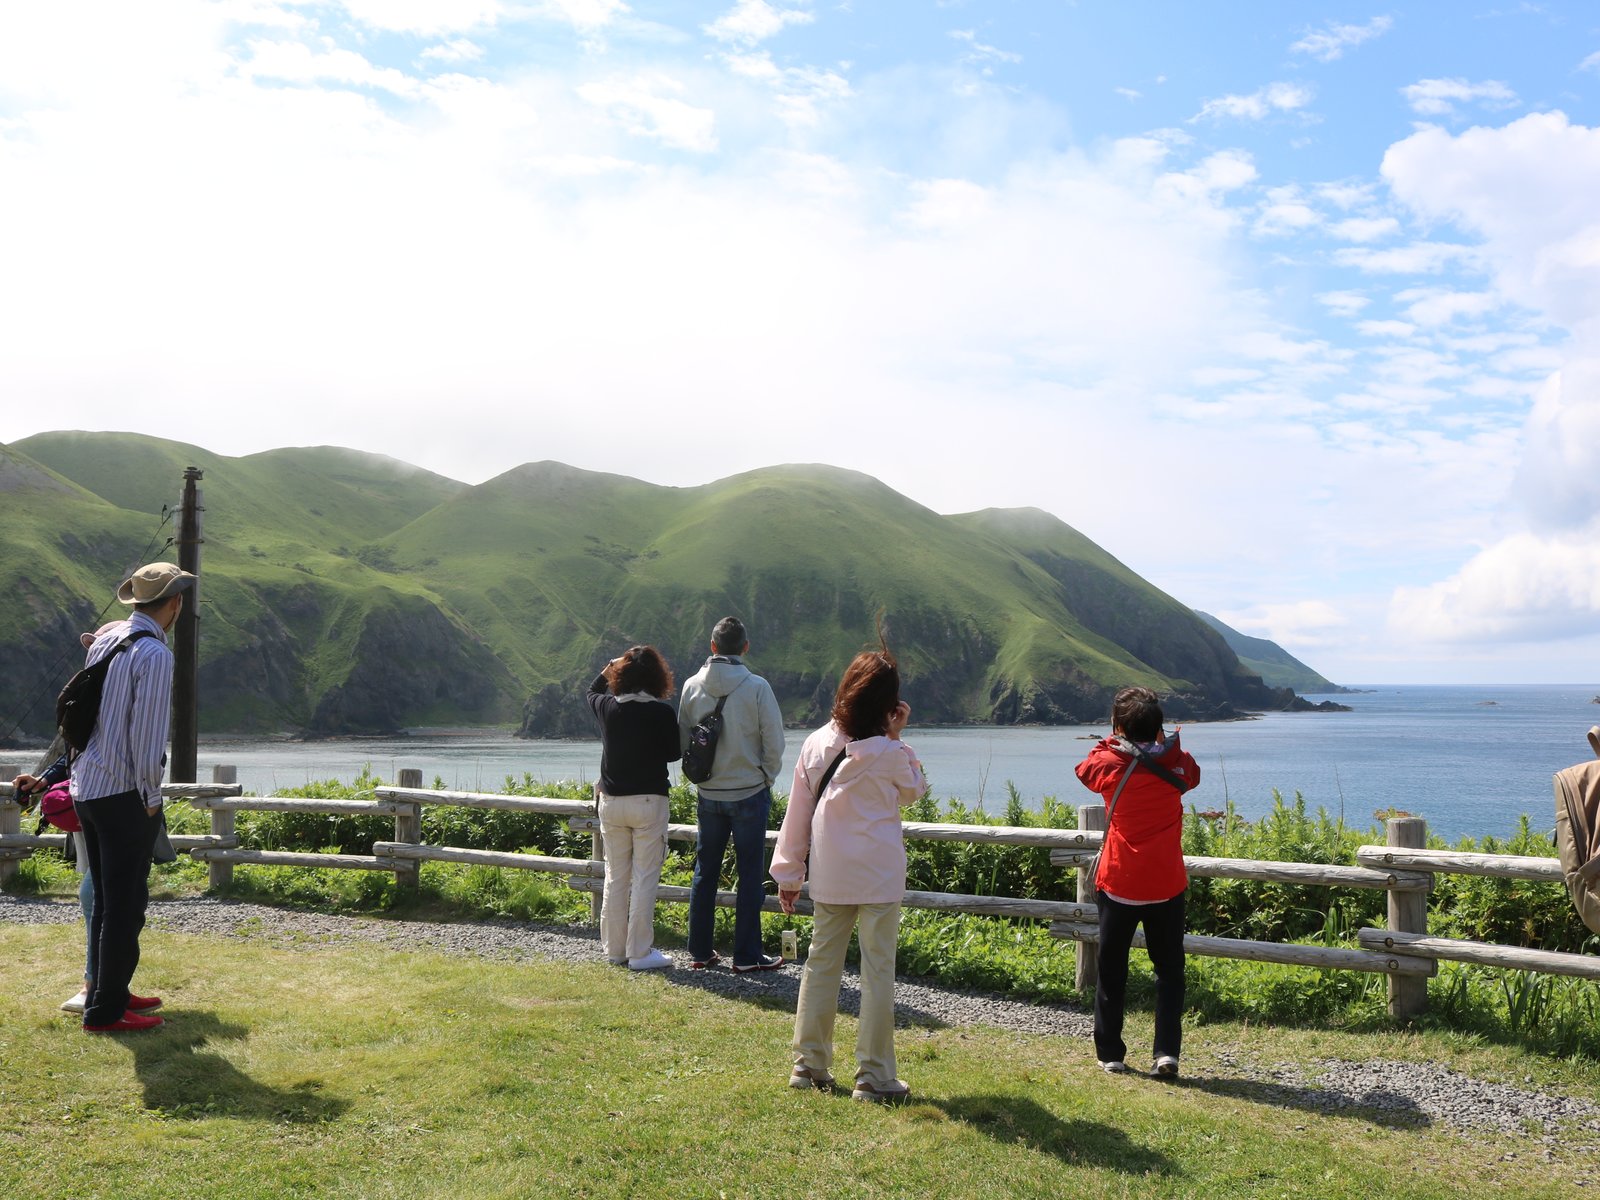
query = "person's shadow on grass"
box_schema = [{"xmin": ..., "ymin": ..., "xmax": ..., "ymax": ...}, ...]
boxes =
[
  {"xmin": 928, "ymin": 1093, "xmax": 1175, "ymax": 1175},
  {"xmin": 120, "ymin": 1010, "xmax": 348, "ymax": 1124},
  {"xmin": 1182, "ymin": 1075, "xmax": 1430, "ymax": 1130}
]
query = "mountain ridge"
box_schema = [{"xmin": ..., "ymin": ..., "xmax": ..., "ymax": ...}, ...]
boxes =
[{"xmin": 0, "ymin": 432, "xmax": 1332, "ymax": 739}]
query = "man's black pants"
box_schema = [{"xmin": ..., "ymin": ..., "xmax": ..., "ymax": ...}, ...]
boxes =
[
  {"xmin": 1093, "ymin": 889, "xmax": 1186, "ymax": 1066},
  {"xmin": 76, "ymin": 789, "xmax": 159, "ymax": 1026}
]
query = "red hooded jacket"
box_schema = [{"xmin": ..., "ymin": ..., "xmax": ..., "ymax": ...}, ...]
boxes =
[{"xmin": 1075, "ymin": 734, "xmax": 1199, "ymax": 902}]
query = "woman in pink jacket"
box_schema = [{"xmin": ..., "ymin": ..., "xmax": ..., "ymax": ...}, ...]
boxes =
[{"xmin": 773, "ymin": 648, "xmax": 925, "ymax": 1104}]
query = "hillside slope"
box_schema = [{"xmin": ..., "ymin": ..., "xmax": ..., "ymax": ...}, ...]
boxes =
[
  {"xmin": 1194, "ymin": 611, "xmax": 1346, "ymax": 694},
  {"xmin": 1, "ymin": 434, "xmax": 1310, "ymax": 738}
]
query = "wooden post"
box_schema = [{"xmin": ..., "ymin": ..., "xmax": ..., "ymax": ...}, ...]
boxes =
[
  {"xmin": 1075, "ymin": 803, "xmax": 1105, "ymax": 992},
  {"xmin": 394, "ymin": 769, "xmax": 423, "ymax": 889},
  {"xmin": 169, "ymin": 467, "xmax": 204, "ymax": 782},
  {"xmin": 208, "ymin": 765, "xmax": 237, "ymax": 889},
  {"xmin": 0, "ymin": 797, "xmax": 19, "ymax": 886},
  {"xmin": 1386, "ymin": 816, "xmax": 1429, "ymax": 1019},
  {"xmin": 590, "ymin": 785, "xmax": 604, "ymax": 923}
]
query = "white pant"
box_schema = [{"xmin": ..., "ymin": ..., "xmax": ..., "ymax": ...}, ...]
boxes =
[
  {"xmin": 598, "ymin": 790, "xmax": 670, "ymax": 963},
  {"xmin": 793, "ymin": 900, "xmax": 901, "ymax": 1088}
]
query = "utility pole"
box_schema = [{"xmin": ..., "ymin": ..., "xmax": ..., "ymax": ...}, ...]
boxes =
[{"xmin": 170, "ymin": 467, "xmax": 204, "ymax": 782}]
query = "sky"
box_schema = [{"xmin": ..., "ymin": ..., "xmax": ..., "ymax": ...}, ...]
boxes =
[{"xmin": 2, "ymin": 2, "xmax": 1600, "ymax": 685}]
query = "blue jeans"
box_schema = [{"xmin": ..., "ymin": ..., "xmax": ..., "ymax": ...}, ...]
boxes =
[
  {"xmin": 687, "ymin": 788, "xmax": 772, "ymax": 967},
  {"xmin": 78, "ymin": 867, "xmax": 95, "ymax": 982}
]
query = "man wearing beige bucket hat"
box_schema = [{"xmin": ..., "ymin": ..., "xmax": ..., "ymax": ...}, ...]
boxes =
[{"xmin": 69, "ymin": 561, "xmax": 195, "ymax": 1033}]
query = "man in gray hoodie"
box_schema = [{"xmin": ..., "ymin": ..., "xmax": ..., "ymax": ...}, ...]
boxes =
[{"xmin": 679, "ymin": 616, "xmax": 787, "ymax": 970}]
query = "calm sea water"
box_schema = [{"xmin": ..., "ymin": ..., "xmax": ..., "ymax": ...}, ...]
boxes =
[{"xmin": 14, "ymin": 685, "xmax": 1595, "ymax": 843}]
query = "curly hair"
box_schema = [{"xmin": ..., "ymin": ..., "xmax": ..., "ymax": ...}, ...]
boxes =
[
  {"xmin": 603, "ymin": 645, "xmax": 675, "ymax": 699},
  {"xmin": 831, "ymin": 648, "xmax": 901, "ymax": 741}
]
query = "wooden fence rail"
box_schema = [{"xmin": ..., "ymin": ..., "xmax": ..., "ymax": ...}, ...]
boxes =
[{"xmin": 3, "ymin": 770, "xmax": 1595, "ymax": 1018}]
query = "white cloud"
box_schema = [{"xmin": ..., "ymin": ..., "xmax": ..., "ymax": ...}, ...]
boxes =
[
  {"xmin": 1253, "ymin": 202, "xmax": 1319, "ymax": 237},
  {"xmin": 722, "ymin": 51, "xmax": 850, "ymax": 129},
  {"xmin": 1579, "ymin": 50, "xmax": 1600, "ymax": 73},
  {"xmin": 1390, "ymin": 528, "xmax": 1600, "ymax": 642},
  {"xmin": 1316, "ymin": 180, "xmax": 1375, "ymax": 210},
  {"xmin": 1394, "ymin": 287, "xmax": 1498, "ymax": 326},
  {"xmin": 243, "ymin": 37, "xmax": 423, "ymax": 96},
  {"xmin": 1218, "ymin": 601, "xmax": 1350, "ymax": 650},
  {"xmin": 1401, "ymin": 77, "xmax": 1518, "ymax": 117},
  {"xmin": 950, "ymin": 29, "xmax": 1022, "ymax": 70},
  {"xmin": 1317, "ymin": 290, "xmax": 1369, "ymax": 316},
  {"xmin": 1377, "ymin": 113, "xmax": 1600, "ymax": 646},
  {"xmin": 1194, "ymin": 81, "xmax": 1313, "ymax": 123},
  {"xmin": 1290, "ymin": 15, "xmax": 1394, "ymax": 62},
  {"xmin": 421, "ymin": 38, "xmax": 486, "ymax": 63},
  {"xmin": 538, "ymin": 0, "xmax": 630, "ymax": 31},
  {"xmin": 1356, "ymin": 319, "xmax": 1416, "ymax": 338},
  {"xmin": 1333, "ymin": 241, "xmax": 1476, "ymax": 274},
  {"xmin": 1328, "ymin": 216, "xmax": 1399, "ymax": 243},
  {"xmin": 704, "ymin": 0, "xmax": 812, "ymax": 46},
  {"xmin": 577, "ymin": 74, "xmax": 718, "ymax": 151},
  {"xmin": 337, "ymin": 0, "xmax": 503, "ymax": 37},
  {"xmin": 1114, "ymin": 86, "xmax": 1141, "ymax": 101}
]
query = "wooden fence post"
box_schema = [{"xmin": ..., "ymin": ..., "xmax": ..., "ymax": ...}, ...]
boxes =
[
  {"xmin": 1075, "ymin": 803, "xmax": 1106, "ymax": 992},
  {"xmin": 0, "ymin": 796, "xmax": 19, "ymax": 886},
  {"xmin": 1386, "ymin": 816, "xmax": 1429, "ymax": 1019},
  {"xmin": 395, "ymin": 768, "xmax": 423, "ymax": 889},
  {"xmin": 209, "ymin": 764, "xmax": 237, "ymax": 890}
]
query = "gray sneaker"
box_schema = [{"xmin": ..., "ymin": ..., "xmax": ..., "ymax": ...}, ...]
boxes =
[
  {"xmin": 1098, "ymin": 1059, "xmax": 1130, "ymax": 1074},
  {"xmin": 1153, "ymin": 1055, "xmax": 1179, "ymax": 1078},
  {"xmin": 851, "ymin": 1078, "xmax": 911, "ymax": 1104},
  {"xmin": 789, "ymin": 1064, "xmax": 836, "ymax": 1091}
]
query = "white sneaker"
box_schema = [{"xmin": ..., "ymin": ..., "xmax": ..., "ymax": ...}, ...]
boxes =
[
  {"xmin": 60, "ymin": 989, "xmax": 89, "ymax": 1014},
  {"xmin": 1098, "ymin": 1060, "xmax": 1130, "ymax": 1074},
  {"xmin": 628, "ymin": 949, "xmax": 672, "ymax": 971},
  {"xmin": 1153, "ymin": 1055, "xmax": 1179, "ymax": 1078}
]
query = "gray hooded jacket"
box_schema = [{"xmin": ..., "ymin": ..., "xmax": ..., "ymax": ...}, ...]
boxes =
[{"xmin": 678, "ymin": 656, "xmax": 786, "ymax": 799}]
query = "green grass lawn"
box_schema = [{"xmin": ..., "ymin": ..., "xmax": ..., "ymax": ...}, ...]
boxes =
[{"xmin": 2, "ymin": 921, "xmax": 1596, "ymax": 1200}]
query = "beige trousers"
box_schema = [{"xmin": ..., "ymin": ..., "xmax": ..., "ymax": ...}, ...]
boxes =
[
  {"xmin": 598, "ymin": 791, "xmax": 669, "ymax": 963},
  {"xmin": 792, "ymin": 900, "xmax": 901, "ymax": 1088}
]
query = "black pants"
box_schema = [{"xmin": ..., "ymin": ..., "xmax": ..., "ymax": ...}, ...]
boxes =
[
  {"xmin": 1094, "ymin": 889, "xmax": 1186, "ymax": 1065},
  {"xmin": 76, "ymin": 789, "xmax": 159, "ymax": 1026}
]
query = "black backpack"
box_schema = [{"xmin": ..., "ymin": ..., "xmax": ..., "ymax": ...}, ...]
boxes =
[
  {"xmin": 56, "ymin": 630, "xmax": 159, "ymax": 755},
  {"xmin": 681, "ymin": 678, "xmax": 746, "ymax": 784}
]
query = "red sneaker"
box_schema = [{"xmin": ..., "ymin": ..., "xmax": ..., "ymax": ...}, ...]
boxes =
[
  {"xmin": 84, "ymin": 1012, "xmax": 165, "ymax": 1033},
  {"xmin": 127, "ymin": 994, "xmax": 163, "ymax": 1013}
]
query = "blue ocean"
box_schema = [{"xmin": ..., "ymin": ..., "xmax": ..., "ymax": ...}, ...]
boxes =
[{"xmin": 105, "ymin": 685, "xmax": 1600, "ymax": 844}]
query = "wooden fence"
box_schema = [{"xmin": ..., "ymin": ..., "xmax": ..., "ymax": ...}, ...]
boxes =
[{"xmin": 3, "ymin": 770, "xmax": 1596, "ymax": 1018}]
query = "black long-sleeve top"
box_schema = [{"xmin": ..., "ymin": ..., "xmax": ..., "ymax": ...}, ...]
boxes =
[{"xmin": 587, "ymin": 674, "xmax": 681, "ymax": 797}]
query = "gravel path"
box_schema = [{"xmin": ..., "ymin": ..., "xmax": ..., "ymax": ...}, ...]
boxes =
[{"xmin": 6, "ymin": 893, "xmax": 1598, "ymax": 1153}]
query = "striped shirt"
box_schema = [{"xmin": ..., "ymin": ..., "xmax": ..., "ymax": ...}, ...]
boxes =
[{"xmin": 68, "ymin": 611, "xmax": 173, "ymax": 809}]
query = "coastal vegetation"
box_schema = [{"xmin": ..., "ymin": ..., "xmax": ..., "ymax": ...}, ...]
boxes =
[
  {"xmin": 9, "ymin": 774, "xmax": 1594, "ymax": 1059},
  {"xmin": 2, "ymin": 432, "xmax": 1312, "ymax": 739}
]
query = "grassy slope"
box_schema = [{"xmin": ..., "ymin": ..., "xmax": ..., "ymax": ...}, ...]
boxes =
[
  {"xmin": 0, "ymin": 920, "xmax": 1592, "ymax": 1200},
  {"xmin": 386, "ymin": 462, "xmax": 1173, "ymax": 723},
  {"xmin": 5, "ymin": 435, "xmax": 1275, "ymax": 732},
  {"xmin": 9, "ymin": 433, "xmax": 486, "ymax": 730}
]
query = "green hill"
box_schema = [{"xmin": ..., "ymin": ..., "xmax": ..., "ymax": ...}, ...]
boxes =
[
  {"xmin": 0, "ymin": 433, "xmax": 1303, "ymax": 739},
  {"xmin": 1194, "ymin": 611, "xmax": 1346, "ymax": 693}
]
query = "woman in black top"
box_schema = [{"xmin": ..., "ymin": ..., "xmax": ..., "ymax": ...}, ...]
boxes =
[{"xmin": 587, "ymin": 646, "xmax": 681, "ymax": 970}]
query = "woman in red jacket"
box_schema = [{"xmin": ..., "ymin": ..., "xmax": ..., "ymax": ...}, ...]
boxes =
[{"xmin": 1076, "ymin": 686, "xmax": 1198, "ymax": 1077}]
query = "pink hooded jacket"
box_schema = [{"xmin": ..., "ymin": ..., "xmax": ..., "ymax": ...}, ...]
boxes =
[{"xmin": 771, "ymin": 722, "xmax": 926, "ymax": 906}]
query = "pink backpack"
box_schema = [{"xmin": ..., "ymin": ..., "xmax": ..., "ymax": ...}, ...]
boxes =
[{"xmin": 37, "ymin": 781, "xmax": 79, "ymax": 833}]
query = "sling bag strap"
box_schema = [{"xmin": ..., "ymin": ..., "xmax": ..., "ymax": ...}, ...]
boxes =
[{"xmin": 814, "ymin": 747, "xmax": 848, "ymax": 798}]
